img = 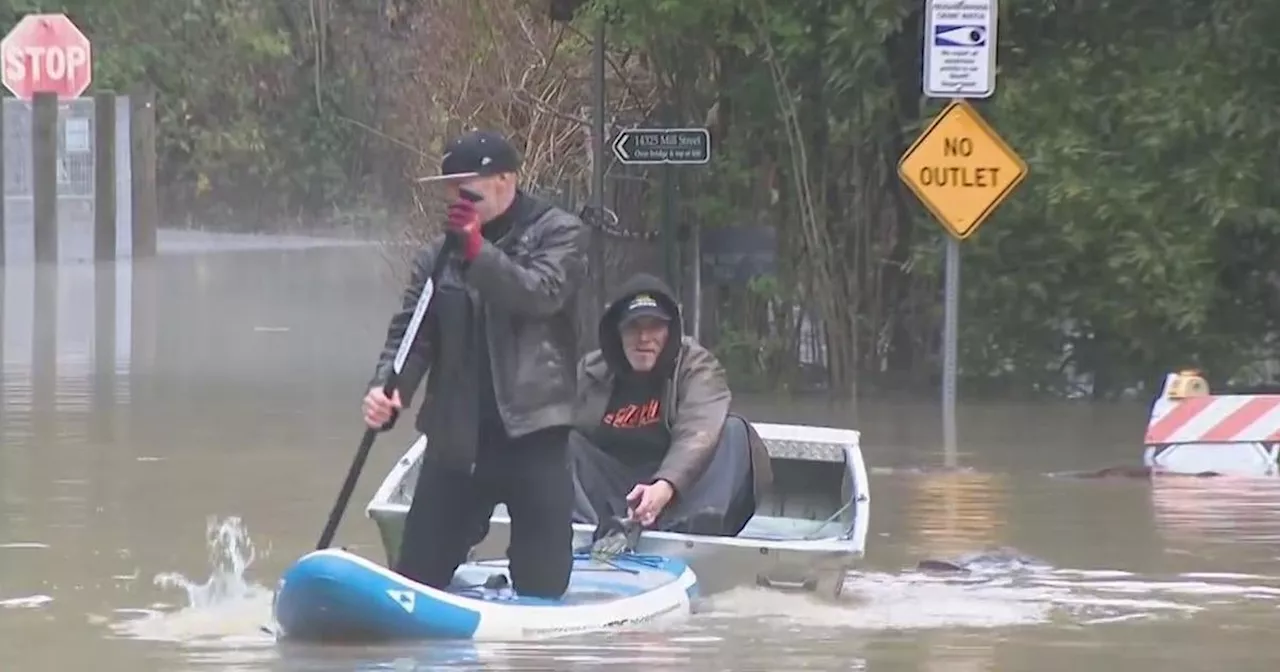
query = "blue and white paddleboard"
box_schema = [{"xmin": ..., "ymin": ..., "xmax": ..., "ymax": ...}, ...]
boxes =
[{"xmin": 270, "ymin": 548, "xmax": 698, "ymax": 642}]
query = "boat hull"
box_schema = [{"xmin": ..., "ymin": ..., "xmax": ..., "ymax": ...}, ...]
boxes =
[
  {"xmin": 372, "ymin": 507, "xmax": 856, "ymax": 598},
  {"xmin": 366, "ymin": 422, "xmax": 870, "ymax": 599}
]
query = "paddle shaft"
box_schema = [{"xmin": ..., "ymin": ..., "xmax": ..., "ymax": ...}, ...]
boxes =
[{"xmin": 314, "ymin": 189, "xmax": 479, "ymax": 551}]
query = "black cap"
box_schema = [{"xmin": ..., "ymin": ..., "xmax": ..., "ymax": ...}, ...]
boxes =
[
  {"xmin": 618, "ymin": 293, "xmax": 670, "ymax": 327},
  {"xmin": 416, "ymin": 130, "xmax": 521, "ymax": 183}
]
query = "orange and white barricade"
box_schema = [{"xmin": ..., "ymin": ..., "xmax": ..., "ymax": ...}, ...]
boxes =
[{"xmin": 1143, "ymin": 371, "xmax": 1280, "ymax": 476}]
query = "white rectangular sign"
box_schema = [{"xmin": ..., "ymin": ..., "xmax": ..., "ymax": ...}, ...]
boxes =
[
  {"xmin": 64, "ymin": 117, "xmax": 90, "ymax": 152},
  {"xmin": 923, "ymin": 0, "xmax": 997, "ymax": 99}
]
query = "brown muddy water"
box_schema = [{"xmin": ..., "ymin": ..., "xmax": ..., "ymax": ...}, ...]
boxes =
[{"xmin": 3, "ymin": 235, "xmax": 1280, "ymax": 671}]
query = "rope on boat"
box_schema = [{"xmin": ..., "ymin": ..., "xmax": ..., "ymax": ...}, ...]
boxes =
[{"xmin": 802, "ymin": 499, "xmax": 854, "ymax": 540}]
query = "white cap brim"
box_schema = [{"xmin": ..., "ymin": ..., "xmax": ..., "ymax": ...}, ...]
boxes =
[{"xmin": 414, "ymin": 171, "xmax": 480, "ymax": 184}]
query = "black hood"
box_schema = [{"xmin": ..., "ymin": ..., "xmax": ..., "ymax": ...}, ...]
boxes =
[{"xmin": 599, "ymin": 273, "xmax": 683, "ymax": 377}]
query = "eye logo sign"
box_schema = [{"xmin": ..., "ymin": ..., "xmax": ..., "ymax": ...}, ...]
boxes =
[
  {"xmin": 934, "ymin": 25, "xmax": 987, "ymax": 48},
  {"xmin": 921, "ymin": 0, "xmax": 996, "ymax": 98}
]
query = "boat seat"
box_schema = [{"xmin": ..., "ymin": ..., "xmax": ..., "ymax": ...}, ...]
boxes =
[{"xmin": 737, "ymin": 514, "xmax": 847, "ymax": 541}]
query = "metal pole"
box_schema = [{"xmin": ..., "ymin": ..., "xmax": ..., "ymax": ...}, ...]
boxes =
[
  {"xmin": 662, "ymin": 165, "xmax": 675, "ymax": 287},
  {"xmin": 590, "ymin": 19, "xmax": 607, "ymax": 321},
  {"xmin": 691, "ymin": 222, "xmax": 701, "ymax": 341},
  {"xmin": 942, "ymin": 236, "xmax": 960, "ymax": 466}
]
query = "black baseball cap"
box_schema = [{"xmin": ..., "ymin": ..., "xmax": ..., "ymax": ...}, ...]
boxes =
[
  {"xmin": 618, "ymin": 293, "xmax": 670, "ymax": 327},
  {"xmin": 416, "ymin": 130, "xmax": 521, "ymax": 183}
]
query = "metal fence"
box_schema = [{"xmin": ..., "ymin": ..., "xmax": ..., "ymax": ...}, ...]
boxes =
[
  {"xmin": 532, "ymin": 172, "xmax": 665, "ymax": 352},
  {"xmin": 2, "ymin": 95, "xmax": 134, "ymax": 258}
]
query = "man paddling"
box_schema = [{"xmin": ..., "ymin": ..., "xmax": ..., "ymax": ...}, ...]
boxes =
[
  {"xmin": 361, "ymin": 130, "xmax": 587, "ymax": 598},
  {"xmin": 569, "ymin": 273, "xmax": 773, "ymax": 535}
]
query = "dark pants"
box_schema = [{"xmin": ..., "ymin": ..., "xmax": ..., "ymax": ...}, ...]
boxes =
[
  {"xmin": 395, "ymin": 425, "xmax": 574, "ymax": 598},
  {"xmin": 569, "ymin": 414, "xmax": 756, "ymax": 536}
]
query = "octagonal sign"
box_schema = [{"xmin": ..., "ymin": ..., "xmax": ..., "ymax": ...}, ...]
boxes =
[{"xmin": 1, "ymin": 13, "xmax": 93, "ymax": 100}]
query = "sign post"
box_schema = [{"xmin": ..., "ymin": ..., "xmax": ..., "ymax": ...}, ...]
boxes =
[
  {"xmin": 1, "ymin": 13, "xmax": 93, "ymax": 100},
  {"xmin": 903, "ymin": 0, "xmax": 1022, "ymax": 465},
  {"xmin": 612, "ymin": 126, "xmax": 712, "ymax": 337}
]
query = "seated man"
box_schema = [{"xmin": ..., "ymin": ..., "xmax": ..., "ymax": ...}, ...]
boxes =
[{"xmin": 569, "ymin": 273, "xmax": 773, "ymax": 536}]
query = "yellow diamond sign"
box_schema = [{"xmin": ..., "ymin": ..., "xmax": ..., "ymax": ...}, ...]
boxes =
[{"xmin": 898, "ymin": 100, "xmax": 1028, "ymax": 240}]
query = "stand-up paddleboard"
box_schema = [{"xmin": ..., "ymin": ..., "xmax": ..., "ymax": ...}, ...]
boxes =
[{"xmin": 270, "ymin": 548, "xmax": 698, "ymax": 642}]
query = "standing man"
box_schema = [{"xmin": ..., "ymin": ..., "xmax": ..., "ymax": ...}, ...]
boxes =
[{"xmin": 361, "ymin": 130, "xmax": 587, "ymax": 598}]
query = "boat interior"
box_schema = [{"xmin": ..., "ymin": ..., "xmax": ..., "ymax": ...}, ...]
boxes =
[{"xmin": 722, "ymin": 422, "xmax": 869, "ymax": 545}]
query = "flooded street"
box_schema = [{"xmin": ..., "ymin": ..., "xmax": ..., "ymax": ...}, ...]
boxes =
[{"xmin": 4, "ymin": 240, "xmax": 1280, "ymax": 670}]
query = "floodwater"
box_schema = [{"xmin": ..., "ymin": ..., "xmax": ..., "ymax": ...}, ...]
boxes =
[{"xmin": 3, "ymin": 233, "xmax": 1280, "ymax": 671}]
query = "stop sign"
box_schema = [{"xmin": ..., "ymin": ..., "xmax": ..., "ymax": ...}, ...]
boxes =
[{"xmin": 1, "ymin": 13, "xmax": 92, "ymax": 100}]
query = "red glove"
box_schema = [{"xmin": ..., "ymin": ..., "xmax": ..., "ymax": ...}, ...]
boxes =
[{"xmin": 445, "ymin": 197, "xmax": 482, "ymax": 261}]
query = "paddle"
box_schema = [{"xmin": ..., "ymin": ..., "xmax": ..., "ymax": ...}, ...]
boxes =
[{"xmin": 313, "ymin": 188, "xmax": 479, "ymax": 551}]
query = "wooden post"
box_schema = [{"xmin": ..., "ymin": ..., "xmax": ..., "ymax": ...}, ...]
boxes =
[
  {"xmin": 129, "ymin": 258, "xmax": 156, "ymax": 411},
  {"xmin": 0, "ymin": 273, "xmax": 5, "ymax": 410},
  {"xmin": 94, "ymin": 92, "xmax": 117, "ymax": 262},
  {"xmin": 32, "ymin": 264, "xmax": 58, "ymax": 437},
  {"xmin": 129, "ymin": 88, "xmax": 157, "ymax": 258},
  {"xmin": 0, "ymin": 100, "xmax": 6, "ymax": 267},
  {"xmin": 32, "ymin": 92, "xmax": 58, "ymax": 265},
  {"xmin": 92, "ymin": 261, "xmax": 117, "ymax": 433}
]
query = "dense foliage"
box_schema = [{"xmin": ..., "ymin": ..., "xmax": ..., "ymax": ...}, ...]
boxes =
[{"xmin": 8, "ymin": 0, "xmax": 1279, "ymax": 398}]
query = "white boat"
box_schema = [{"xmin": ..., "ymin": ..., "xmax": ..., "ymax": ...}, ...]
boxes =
[
  {"xmin": 1143, "ymin": 371, "xmax": 1280, "ymax": 476},
  {"xmin": 366, "ymin": 421, "xmax": 870, "ymax": 598}
]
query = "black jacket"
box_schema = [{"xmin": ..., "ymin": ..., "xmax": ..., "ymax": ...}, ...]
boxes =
[{"xmin": 369, "ymin": 190, "xmax": 587, "ymax": 467}]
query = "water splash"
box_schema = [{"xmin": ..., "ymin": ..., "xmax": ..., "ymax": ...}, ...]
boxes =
[
  {"xmin": 108, "ymin": 516, "xmax": 276, "ymax": 650},
  {"xmin": 152, "ymin": 515, "xmax": 263, "ymax": 609},
  {"xmin": 1, "ymin": 595, "xmax": 52, "ymax": 609}
]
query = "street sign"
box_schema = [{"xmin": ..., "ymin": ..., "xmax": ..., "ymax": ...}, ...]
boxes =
[
  {"xmin": 897, "ymin": 99, "xmax": 1026, "ymax": 240},
  {"xmin": 611, "ymin": 127, "xmax": 710, "ymax": 165},
  {"xmin": 1, "ymin": 14, "xmax": 93, "ymax": 100},
  {"xmin": 923, "ymin": 0, "xmax": 996, "ymax": 99},
  {"xmin": 700, "ymin": 225, "xmax": 776, "ymax": 284}
]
